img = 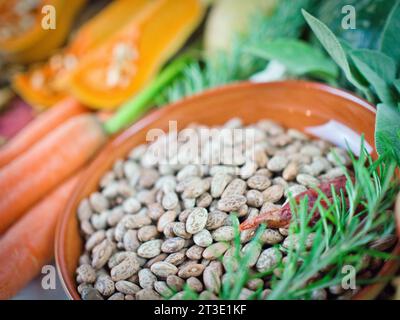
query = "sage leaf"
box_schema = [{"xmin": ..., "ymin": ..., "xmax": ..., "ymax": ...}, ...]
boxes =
[
  {"xmin": 247, "ymin": 38, "xmax": 338, "ymax": 80},
  {"xmin": 350, "ymin": 50, "xmax": 396, "ymax": 105},
  {"xmin": 302, "ymin": 9, "xmax": 367, "ymax": 93},
  {"xmin": 394, "ymin": 79, "xmax": 400, "ymax": 96},
  {"xmin": 379, "ymin": 0, "xmax": 400, "ymax": 62},
  {"xmin": 375, "ymin": 103, "xmax": 400, "ymax": 162},
  {"xmin": 350, "ymin": 49, "xmax": 396, "ymax": 83}
]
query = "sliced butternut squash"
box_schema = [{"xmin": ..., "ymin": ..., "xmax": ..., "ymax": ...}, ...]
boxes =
[
  {"xmin": 67, "ymin": 0, "xmax": 205, "ymax": 110},
  {"xmin": 13, "ymin": 0, "xmax": 150, "ymax": 108},
  {"xmin": 67, "ymin": 0, "xmax": 151, "ymax": 57},
  {"xmin": 0, "ymin": 0, "xmax": 87, "ymax": 63}
]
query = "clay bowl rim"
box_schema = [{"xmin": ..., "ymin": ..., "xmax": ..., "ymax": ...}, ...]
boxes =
[{"xmin": 55, "ymin": 80, "xmax": 399, "ymax": 300}]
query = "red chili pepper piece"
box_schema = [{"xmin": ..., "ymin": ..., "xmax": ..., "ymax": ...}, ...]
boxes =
[{"xmin": 240, "ymin": 175, "xmax": 349, "ymax": 231}]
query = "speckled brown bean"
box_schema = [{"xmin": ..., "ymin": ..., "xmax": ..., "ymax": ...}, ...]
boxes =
[
  {"xmin": 172, "ymin": 222, "xmax": 192, "ymax": 239},
  {"xmin": 211, "ymin": 226, "xmax": 234, "ymax": 242},
  {"xmin": 138, "ymin": 268, "xmax": 157, "ymax": 289},
  {"xmin": 296, "ymin": 173, "xmax": 319, "ymax": 187},
  {"xmin": 246, "ymin": 190, "xmax": 264, "ymax": 207},
  {"xmin": 165, "ymin": 250, "xmax": 186, "ymax": 266},
  {"xmin": 161, "ymin": 237, "xmax": 186, "ymax": 253},
  {"xmin": 163, "ymin": 222, "xmax": 176, "ymax": 238},
  {"xmin": 94, "ymin": 275, "xmax": 115, "ymax": 297},
  {"xmin": 115, "ymin": 280, "xmax": 140, "ymax": 295},
  {"xmin": 85, "ymin": 230, "xmax": 106, "ymax": 252},
  {"xmin": 122, "ymin": 198, "xmax": 141, "ymax": 214},
  {"xmin": 247, "ymin": 175, "xmax": 271, "ymax": 191},
  {"xmin": 221, "ymin": 179, "xmax": 247, "ymax": 198},
  {"xmin": 186, "ymin": 208, "xmax": 208, "ymax": 234},
  {"xmin": 136, "ymin": 288, "xmax": 162, "ymax": 300},
  {"xmin": 76, "ymin": 264, "xmax": 96, "ymax": 284},
  {"xmin": 260, "ymin": 229, "xmax": 284, "ymax": 245},
  {"xmin": 262, "ymin": 185, "xmax": 284, "ymax": 203},
  {"xmin": 178, "ymin": 263, "xmax": 205, "ymax": 278},
  {"xmin": 285, "ymin": 184, "xmax": 307, "ymax": 198},
  {"xmin": 203, "ymin": 265, "xmax": 221, "ymax": 293},
  {"xmin": 198, "ymin": 291, "xmax": 218, "ymax": 300},
  {"xmin": 162, "ymin": 192, "xmax": 179, "ymax": 210},
  {"xmin": 178, "ymin": 209, "xmax": 192, "ymax": 223},
  {"xmin": 240, "ymin": 161, "xmax": 257, "ymax": 180},
  {"xmin": 246, "ymin": 278, "xmax": 263, "ymax": 291},
  {"xmin": 157, "ymin": 210, "xmax": 177, "ymax": 232},
  {"xmin": 182, "ymin": 178, "xmax": 209, "ymax": 199},
  {"xmin": 217, "ymin": 195, "xmax": 247, "ymax": 212},
  {"xmin": 80, "ymin": 220, "xmax": 94, "ymax": 236},
  {"xmin": 206, "ymin": 210, "xmax": 228, "ymax": 230},
  {"xmin": 145, "ymin": 253, "xmax": 168, "ymax": 268},
  {"xmin": 123, "ymin": 230, "xmax": 140, "ymax": 252},
  {"xmin": 137, "ymin": 225, "xmax": 158, "ymax": 242},
  {"xmin": 186, "ymin": 245, "xmax": 204, "ymax": 260},
  {"xmin": 89, "ymin": 192, "xmax": 109, "ymax": 213},
  {"xmin": 137, "ymin": 239, "xmax": 162, "ymax": 258},
  {"xmin": 91, "ymin": 239, "xmax": 115, "ymax": 270},
  {"xmin": 110, "ymin": 252, "xmax": 140, "ymax": 281},
  {"xmin": 186, "ymin": 277, "xmax": 204, "ymax": 293},
  {"xmin": 78, "ymin": 199, "xmax": 92, "ymax": 221},
  {"xmin": 150, "ymin": 261, "xmax": 178, "ymax": 278},
  {"xmin": 202, "ymin": 242, "xmax": 230, "ymax": 260},
  {"xmin": 267, "ymin": 156, "xmax": 288, "ymax": 172},
  {"xmin": 256, "ymin": 248, "xmax": 283, "ymax": 272},
  {"xmin": 147, "ymin": 203, "xmax": 164, "ymax": 221},
  {"xmin": 242, "ymin": 242, "xmax": 262, "ymax": 267},
  {"xmin": 123, "ymin": 212, "xmax": 151, "ymax": 229},
  {"xmin": 193, "ymin": 229, "xmax": 213, "ymax": 247},
  {"xmin": 282, "ymin": 161, "xmax": 299, "ymax": 181},
  {"xmin": 154, "ymin": 281, "xmax": 174, "ymax": 298},
  {"xmin": 196, "ymin": 192, "xmax": 213, "ymax": 208},
  {"xmin": 81, "ymin": 287, "xmax": 104, "ymax": 300},
  {"xmin": 239, "ymin": 288, "xmax": 255, "ymax": 300},
  {"xmin": 166, "ymin": 275, "xmax": 185, "ymax": 291},
  {"xmin": 211, "ymin": 173, "xmax": 233, "ymax": 198}
]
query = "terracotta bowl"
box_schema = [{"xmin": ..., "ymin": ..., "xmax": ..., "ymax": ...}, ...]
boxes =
[{"xmin": 55, "ymin": 81, "xmax": 399, "ymax": 300}]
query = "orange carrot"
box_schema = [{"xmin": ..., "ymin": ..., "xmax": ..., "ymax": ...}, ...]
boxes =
[
  {"xmin": 0, "ymin": 173, "xmax": 80, "ymax": 299},
  {"xmin": 0, "ymin": 98, "xmax": 87, "ymax": 168},
  {"xmin": 0, "ymin": 114, "xmax": 107, "ymax": 234},
  {"xmin": 0, "ymin": 58, "xmax": 186, "ymax": 234}
]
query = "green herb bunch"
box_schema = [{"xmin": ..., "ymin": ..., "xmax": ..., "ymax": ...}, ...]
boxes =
[
  {"xmin": 156, "ymin": 0, "xmax": 316, "ymax": 105},
  {"xmin": 302, "ymin": 2, "xmax": 400, "ymax": 164},
  {"xmin": 180, "ymin": 145, "xmax": 399, "ymax": 300}
]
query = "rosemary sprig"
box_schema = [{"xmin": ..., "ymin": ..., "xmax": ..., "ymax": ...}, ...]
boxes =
[
  {"xmin": 180, "ymin": 144, "xmax": 399, "ymax": 300},
  {"xmin": 268, "ymin": 150, "xmax": 398, "ymax": 300}
]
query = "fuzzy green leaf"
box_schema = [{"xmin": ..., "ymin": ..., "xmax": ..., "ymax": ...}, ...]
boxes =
[
  {"xmin": 379, "ymin": 0, "xmax": 400, "ymax": 62},
  {"xmin": 350, "ymin": 49, "xmax": 396, "ymax": 82},
  {"xmin": 375, "ymin": 103, "xmax": 400, "ymax": 162},
  {"xmin": 247, "ymin": 38, "xmax": 338, "ymax": 80},
  {"xmin": 350, "ymin": 49, "xmax": 396, "ymax": 105},
  {"xmin": 302, "ymin": 9, "xmax": 367, "ymax": 92},
  {"xmin": 394, "ymin": 79, "xmax": 400, "ymax": 96}
]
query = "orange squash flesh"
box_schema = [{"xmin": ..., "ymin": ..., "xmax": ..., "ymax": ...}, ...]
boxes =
[
  {"xmin": 0, "ymin": 0, "xmax": 63, "ymax": 53},
  {"xmin": 67, "ymin": 0, "xmax": 205, "ymax": 110},
  {"xmin": 12, "ymin": 0, "xmax": 150, "ymax": 109},
  {"xmin": 13, "ymin": 64, "xmax": 68, "ymax": 108},
  {"xmin": 67, "ymin": 0, "xmax": 151, "ymax": 57},
  {"xmin": 0, "ymin": 0, "xmax": 87, "ymax": 63}
]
